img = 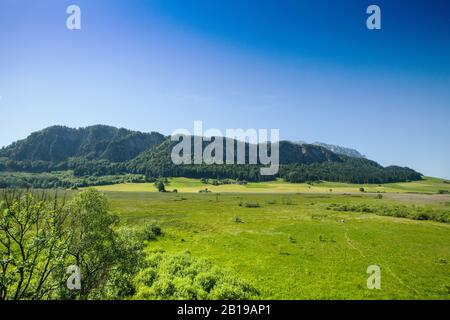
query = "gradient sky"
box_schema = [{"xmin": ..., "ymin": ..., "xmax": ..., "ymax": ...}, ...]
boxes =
[{"xmin": 0, "ymin": 0, "xmax": 449, "ymax": 178}]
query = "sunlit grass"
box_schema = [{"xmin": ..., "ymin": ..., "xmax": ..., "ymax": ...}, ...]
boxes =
[
  {"xmin": 94, "ymin": 176, "xmax": 450, "ymax": 194},
  {"xmin": 104, "ymin": 191, "xmax": 450, "ymax": 299}
]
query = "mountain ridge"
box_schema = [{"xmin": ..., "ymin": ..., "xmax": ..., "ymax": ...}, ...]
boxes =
[
  {"xmin": 0, "ymin": 125, "xmax": 166, "ymax": 163},
  {"xmin": 0, "ymin": 125, "xmax": 422, "ymax": 184}
]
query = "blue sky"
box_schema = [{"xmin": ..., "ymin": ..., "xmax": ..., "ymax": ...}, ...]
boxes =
[{"xmin": 0, "ymin": 0, "xmax": 449, "ymax": 178}]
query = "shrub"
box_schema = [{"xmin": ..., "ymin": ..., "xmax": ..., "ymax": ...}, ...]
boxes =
[
  {"xmin": 132, "ymin": 252, "xmax": 258, "ymax": 300},
  {"xmin": 233, "ymin": 216, "xmax": 243, "ymax": 223},
  {"xmin": 151, "ymin": 225, "xmax": 162, "ymax": 237},
  {"xmin": 243, "ymin": 202, "xmax": 260, "ymax": 208},
  {"xmin": 138, "ymin": 224, "xmax": 163, "ymax": 241},
  {"xmin": 155, "ymin": 181, "xmax": 166, "ymax": 192}
]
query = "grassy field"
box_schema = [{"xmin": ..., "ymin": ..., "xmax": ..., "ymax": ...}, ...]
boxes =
[
  {"xmin": 95, "ymin": 176, "xmax": 450, "ymax": 194},
  {"xmin": 93, "ymin": 177, "xmax": 450, "ymax": 300}
]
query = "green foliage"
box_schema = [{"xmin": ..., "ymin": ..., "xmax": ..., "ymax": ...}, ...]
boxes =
[
  {"xmin": 280, "ymin": 159, "xmax": 422, "ymax": 184},
  {"xmin": 0, "ymin": 190, "xmax": 70, "ymax": 300},
  {"xmin": 106, "ymin": 191, "xmax": 450, "ymax": 299},
  {"xmin": 102, "ymin": 225, "xmax": 146, "ymax": 299},
  {"xmin": 139, "ymin": 224, "xmax": 163, "ymax": 241},
  {"xmin": 0, "ymin": 125, "xmax": 165, "ymax": 163},
  {"xmin": 327, "ymin": 203, "xmax": 450, "ymax": 223},
  {"xmin": 200, "ymin": 178, "xmax": 248, "ymax": 186},
  {"xmin": 0, "ymin": 189, "xmax": 151, "ymax": 300},
  {"xmin": 61, "ymin": 189, "xmax": 122, "ymax": 299},
  {"xmin": 154, "ymin": 180, "xmax": 166, "ymax": 193},
  {"xmin": 0, "ymin": 171, "xmax": 147, "ymax": 189},
  {"xmin": 242, "ymin": 202, "xmax": 260, "ymax": 208},
  {"xmin": 132, "ymin": 251, "xmax": 258, "ymax": 300},
  {"xmin": 233, "ymin": 216, "xmax": 244, "ymax": 223},
  {"xmin": 102, "ymin": 223, "xmax": 162, "ymax": 300},
  {"xmin": 0, "ymin": 126, "xmax": 422, "ymax": 185}
]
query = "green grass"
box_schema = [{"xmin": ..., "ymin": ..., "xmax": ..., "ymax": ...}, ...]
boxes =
[
  {"xmin": 95, "ymin": 176, "xmax": 450, "ymax": 195},
  {"xmin": 102, "ymin": 190, "xmax": 450, "ymax": 300}
]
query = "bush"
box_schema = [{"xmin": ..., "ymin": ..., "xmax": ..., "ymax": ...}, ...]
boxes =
[
  {"xmin": 132, "ymin": 252, "xmax": 258, "ymax": 300},
  {"xmin": 155, "ymin": 181, "xmax": 166, "ymax": 192},
  {"xmin": 138, "ymin": 224, "xmax": 163, "ymax": 241},
  {"xmin": 243, "ymin": 202, "xmax": 260, "ymax": 208}
]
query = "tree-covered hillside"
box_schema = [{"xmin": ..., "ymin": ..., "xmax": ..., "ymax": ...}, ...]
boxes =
[
  {"xmin": 0, "ymin": 125, "xmax": 422, "ymax": 187},
  {"xmin": 0, "ymin": 125, "xmax": 166, "ymax": 162}
]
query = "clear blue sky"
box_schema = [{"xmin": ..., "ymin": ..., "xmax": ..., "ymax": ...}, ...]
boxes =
[{"xmin": 0, "ymin": 0, "xmax": 449, "ymax": 178}]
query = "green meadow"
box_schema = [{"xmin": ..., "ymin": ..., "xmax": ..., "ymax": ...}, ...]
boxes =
[
  {"xmin": 95, "ymin": 176, "xmax": 450, "ymax": 194},
  {"xmin": 94, "ymin": 177, "xmax": 450, "ymax": 299}
]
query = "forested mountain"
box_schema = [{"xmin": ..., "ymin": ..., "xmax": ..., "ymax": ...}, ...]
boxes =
[
  {"xmin": 126, "ymin": 138, "xmax": 420, "ymax": 184},
  {"xmin": 0, "ymin": 125, "xmax": 166, "ymax": 162},
  {"xmin": 0, "ymin": 125, "xmax": 422, "ymax": 186}
]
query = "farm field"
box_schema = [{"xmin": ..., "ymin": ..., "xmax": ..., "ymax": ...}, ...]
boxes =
[
  {"xmin": 95, "ymin": 176, "xmax": 450, "ymax": 195},
  {"xmin": 96, "ymin": 177, "xmax": 450, "ymax": 300}
]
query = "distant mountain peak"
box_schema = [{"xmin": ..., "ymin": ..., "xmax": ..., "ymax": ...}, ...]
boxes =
[
  {"xmin": 294, "ymin": 141, "xmax": 365, "ymax": 159},
  {"xmin": 312, "ymin": 142, "xmax": 365, "ymax": 159}
]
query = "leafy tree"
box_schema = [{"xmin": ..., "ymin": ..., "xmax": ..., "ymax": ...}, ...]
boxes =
[
  {"xmin": 0, "ymin": 189, "xmax": 152, "ymax": 300},
  {"xmin": 63, "ymin": 189, "xmax": 120, "ymax": 299},
  {"xmin": 0, "ymin": 190, "xmax": 70, "ymax": 300}
]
